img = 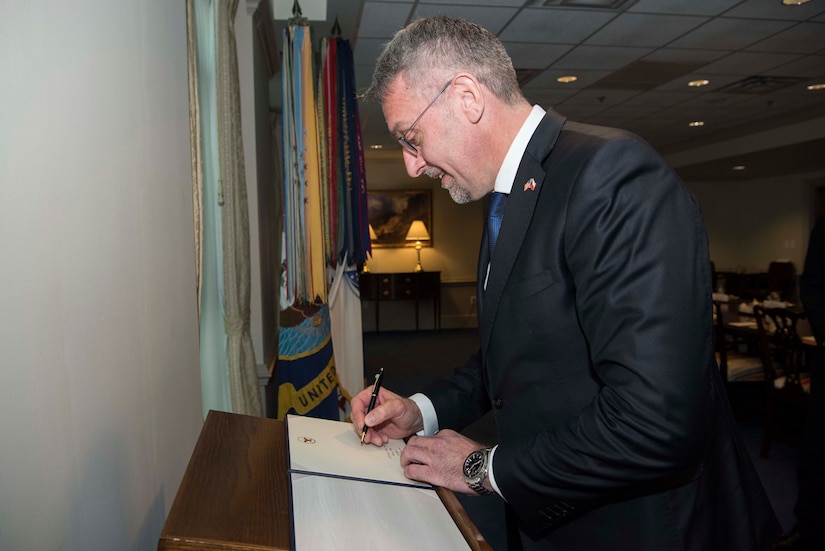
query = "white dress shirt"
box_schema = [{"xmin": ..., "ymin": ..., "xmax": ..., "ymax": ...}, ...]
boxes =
[{"xmin": 409, "ymin": 105, "xmax": 547, "ymax": 498}]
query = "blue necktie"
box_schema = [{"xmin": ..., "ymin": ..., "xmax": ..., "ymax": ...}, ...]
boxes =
[{"xmin": 487, "ymin": 192, "xmax": 508, "ymax": 258}]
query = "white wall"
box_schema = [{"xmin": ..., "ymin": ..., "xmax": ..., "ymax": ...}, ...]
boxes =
[{"xmin": 0, "ymin": 2, "xmax": 203, "ymax": 550}]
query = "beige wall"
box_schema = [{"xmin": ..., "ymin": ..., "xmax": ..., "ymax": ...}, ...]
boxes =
[
  {"xmin": 364, "ymin": 153, "xmax": 484, "ymax": 282},
  {"xmin": 362, "ymin": 154, "xmax": 484, "ymax": 329},
  {"xmin": 687, "ymin": 171, "xmax": 825, "ymax": 275},
  {"xmin": 360, "ymin": 153, "xmax": 825, "ymax": 330},
  {"xmin": 0, "ymin": 2, "xmax": 203, "ymax": 549}
]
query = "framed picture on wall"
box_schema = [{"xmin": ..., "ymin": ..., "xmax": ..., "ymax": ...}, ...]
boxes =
[{"xmin": 367, "ymin": 189, "xmax": 433, "ymax": 248}]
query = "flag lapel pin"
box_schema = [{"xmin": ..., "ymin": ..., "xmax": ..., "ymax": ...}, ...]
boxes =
[{"xmin": 523, "ymin": 178, "xmax": 537, "ymax": 192}]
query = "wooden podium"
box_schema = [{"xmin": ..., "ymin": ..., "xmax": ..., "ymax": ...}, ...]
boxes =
[{"xmin": 158, "ymin": 410, "xmax": 490, "ymax": 550}]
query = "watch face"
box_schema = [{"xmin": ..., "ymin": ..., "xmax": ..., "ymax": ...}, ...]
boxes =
[{"xmin": 463, "ymin": 450, "xmax": 485, "ymax": 478}]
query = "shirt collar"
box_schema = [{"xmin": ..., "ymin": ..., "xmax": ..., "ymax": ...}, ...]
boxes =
[{"xmin": 494, "ymin": 105, "xmax": 546, "ymax": 194}]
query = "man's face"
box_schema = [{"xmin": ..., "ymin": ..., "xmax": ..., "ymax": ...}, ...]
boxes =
[{"xmin": 381, "ymin": 75, "xmax": 493, "ymax": 204}]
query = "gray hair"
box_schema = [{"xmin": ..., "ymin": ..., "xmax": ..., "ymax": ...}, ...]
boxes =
[{"xmin": 365, "ymin": 16, "xmax": 523, "ymax": 106}]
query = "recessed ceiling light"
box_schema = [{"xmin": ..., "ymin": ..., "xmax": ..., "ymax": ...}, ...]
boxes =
[
  {"xmin": 369, "ymin": 144, "xmax": 383, "ymax": 150},
  {"xmin": 732, "ymin": 165, "xmax": 746, "ymax": 171},
  {"xmin": 808, "ymin": 83, "xmax": 825, "ymax": 91},
  {"xmin": 688, "ymin": 79, "xmax": 710, "ymax": 87},
  {"xmin": 781, "ymin": 0, "xmax": 811, "ymax": 5},
  {"xmin": 689, "ymin": 121, "xmax": 705, "ymax": 127},
  {"xmin": 557, "ymin": 75, "xmax": 578, "ymax": 84}
]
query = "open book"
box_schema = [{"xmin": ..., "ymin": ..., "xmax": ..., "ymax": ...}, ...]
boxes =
[
  {"xmin": 285, "ymin": 413, "xmax": 428, "ymax": 488},
  {"xmin": 285, "ymin": 414, "xmax": 471, "ymax": 550}
]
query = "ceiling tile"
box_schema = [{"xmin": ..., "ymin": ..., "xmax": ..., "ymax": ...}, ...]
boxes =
[
  {"xmin": 358, "ymin": 2, "xmax": 412, "ymax": 38},
  {"xmin": 411, "ymin": 4, "xmax": 519, "ymax": 35},
  {"xmin": 722, "ymin": 0, "xmax": 825, "ymax": 21},
  {"xmin": 526, "ymin": 69, "xmax": 613, "ymax": 88},
  {"xmin": 503, "ymin": 42, "xmax": 572, "ymax": 70},
  {"xmin": 522, "ymin": 88, "xmax": 581, "ymax": 106},
  {"xmin": 746, "ymin": 22, "xmax": 825, "ymax": 54},
  {"xmin": 585, "ymin": 13, "xmax": 709, "ymax": 47},
  {"xmin": 641, "ymin": 48, "xmax": 728, "ymax": 65},
  {"xmin": 353, "ymin": 37, "xmax": 391, "ymax": 67},
  {"xmin": 594, "ymin": 103, "xmax": 667, "ymax": 119},
  {"xmin": 419, "ymin": 0, "xmax": 525, "ymax": 5},
  {"xmin": 653, "ymin": 73, "xmax": 743, "ymax": 92},
  {"xmin": 764, "ymin": 54, "xmax": 825, "ymax": 78},
  {"xmin": 551, "ymin": 44, "xmax": 653, "ymax": 70},
  {"xmin": 499, "ymin": 8, "xmax": 617, "ymax": 44},
  {"xmin": 668, "ymin": 18, "xmax": 796, "ymax": 50},
  {"xmin": 559, "ymin": 88, "xmax": 643, "ymax": 105},
  {"xmin": 621, "ymin": 90, "xmax": 698, "ymax": 105},
  {"xmin": 677, "ymin": 92, "xmax": 750, "ymax": 108},
  {"xmin": 627, "ymin": 0, "xmax": 741, "ymax": 16},
  {"xmin": 699, "ymin": 51, "xmax": 804, "ymax": 76}
]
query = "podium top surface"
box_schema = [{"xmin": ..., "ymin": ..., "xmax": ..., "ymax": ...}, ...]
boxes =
[{"xmin": 158, "ymin": 410, "xmax": 291, "ymax": 550}]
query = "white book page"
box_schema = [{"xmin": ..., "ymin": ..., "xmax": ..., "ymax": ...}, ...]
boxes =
[
  {"xmin": 290, "ymin": 473, "xmax": 470, "ymax": 551},
  {"xmin": 286, "ymin": 414, "xmax": 429, "ymax": 488}
]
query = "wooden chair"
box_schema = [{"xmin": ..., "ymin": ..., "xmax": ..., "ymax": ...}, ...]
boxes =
[
  {"xmin": 713, "ymin": 300, "xmax": 764, "ymax": 382},
  {"xmin": 752, "ymin": 305, "xmax": 812, "ymax": 457},
  {"xmin": 713, "ymin": 300, "xmax": 764, "ymax": 418}
]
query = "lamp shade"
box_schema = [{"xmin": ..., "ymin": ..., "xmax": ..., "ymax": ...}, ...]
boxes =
[{"xmin": 405, "ymin": 220, "xmax": 430, "ymax": 241}]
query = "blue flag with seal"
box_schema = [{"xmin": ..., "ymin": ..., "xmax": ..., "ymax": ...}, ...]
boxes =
[{"xmin": 277, "ymin": 303, "xmax": 339, "ymax": 420}]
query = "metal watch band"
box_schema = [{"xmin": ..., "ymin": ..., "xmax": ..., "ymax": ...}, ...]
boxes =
[{"xmin": 468, "ymin": 478, "xmax": 495, "ymax": 496}]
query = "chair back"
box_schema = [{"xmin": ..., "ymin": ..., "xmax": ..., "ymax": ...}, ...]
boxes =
[
  {"xmin": 712, "ymin": 300, "xmax": 730, "ymax": 381},
  {"xmin": 752, "ymin": 305, "xmax": 807, "ymax": 394}
]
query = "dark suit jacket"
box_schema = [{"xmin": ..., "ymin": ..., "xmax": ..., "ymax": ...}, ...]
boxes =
[
  {"xmin": 425, "ymin": 110, "xmax": 781, "ymax": 550},
  {"xmin": 801, "ymin": 216, "xmax": 825, "ymax": 343},
  {"xmin": 797, "ymin": 216, "xmax": 825, "ymax": 539}
]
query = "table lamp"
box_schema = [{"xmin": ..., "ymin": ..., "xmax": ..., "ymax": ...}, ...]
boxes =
[
  {"xmin": 405, "ymin": 219, "xmax": 430, "ymax": 272},
  {"xmin": 363, "ymin": 225, "xmax": 377, "ymax": 273}
]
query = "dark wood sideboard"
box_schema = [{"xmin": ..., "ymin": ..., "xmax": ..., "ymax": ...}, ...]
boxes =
[{"xmin": 360, "ymin": 271, "xmax": 441, "ymax": 332}]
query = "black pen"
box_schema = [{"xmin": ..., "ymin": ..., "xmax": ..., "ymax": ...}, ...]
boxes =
[{"xmin": 360, "ymin": 368, "xmax": 385, "ymax": 444}]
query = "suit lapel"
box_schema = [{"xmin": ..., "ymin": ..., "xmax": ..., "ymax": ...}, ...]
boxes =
[{"xmin": 481, "ymin": 110, "xmax": 566, "ymax": 356}]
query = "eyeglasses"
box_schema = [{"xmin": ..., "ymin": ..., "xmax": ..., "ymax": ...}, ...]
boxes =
[{"xmin": 397, "ymin": 79, "xmax": 452, "ymax": 155}]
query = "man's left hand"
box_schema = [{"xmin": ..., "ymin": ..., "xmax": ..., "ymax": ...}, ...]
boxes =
[{"xmin": 400, "ymin": 429, "xmax": 490, "ymax": 495}]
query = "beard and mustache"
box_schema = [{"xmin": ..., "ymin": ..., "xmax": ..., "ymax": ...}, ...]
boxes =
[{"xmin": 424, "ymin": 166, "xmax": 471, "ymax": 205}]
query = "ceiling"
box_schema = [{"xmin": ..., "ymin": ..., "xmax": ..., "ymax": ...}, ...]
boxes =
[{"xmin": 270, "ymin": 0, "xmax": 825, "ymax": 181}]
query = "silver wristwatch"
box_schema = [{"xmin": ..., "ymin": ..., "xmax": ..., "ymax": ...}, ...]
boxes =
[{"xmin": 463, "ymin": 447, "xmax": 494, "ymax": 496}]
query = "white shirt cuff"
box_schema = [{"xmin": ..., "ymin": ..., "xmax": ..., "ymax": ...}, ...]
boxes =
[
  {"xmin": 408, "ymin": 394, "xmax": 503, "ymax": 499},
  {"xmin": 409, "ymin": 393, "xmax": 439, "ymax": 436},
  {"xmin": 487, "ymin": 445, "xmax": 503, "ymax": 498}
]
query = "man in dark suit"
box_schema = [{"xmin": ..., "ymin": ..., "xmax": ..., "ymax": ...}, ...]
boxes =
[{"xmin": 352, "ymin": 15, "xmax": 780, "ymax": 550}]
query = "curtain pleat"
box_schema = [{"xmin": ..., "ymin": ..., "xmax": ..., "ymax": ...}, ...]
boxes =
[
  {"xmin": 215, "ymin": 0, "xmax": 261, "ymax": 416},
  {"xmin": 186, "ymin": 0, "xmax": 203, "ymax": 319},
  {"xmin": 191, "ymin": 0, "xmax": 232, "ymax": 416}
]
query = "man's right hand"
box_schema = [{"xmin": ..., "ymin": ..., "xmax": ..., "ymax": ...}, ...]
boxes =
[{"xmin": 351, "ymin": 385, "xmax": 424, "ymax": 446}]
